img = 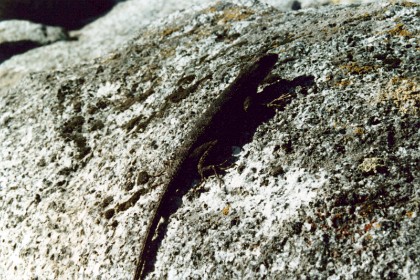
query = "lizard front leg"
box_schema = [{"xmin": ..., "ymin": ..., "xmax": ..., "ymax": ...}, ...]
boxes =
[
  {"xmin": 195, "ymin": 140, "xmax": 231, "ymax": 187},
  {"xmin": 195, "ymin": 140, "xmax": 218, "ymax": 180}
]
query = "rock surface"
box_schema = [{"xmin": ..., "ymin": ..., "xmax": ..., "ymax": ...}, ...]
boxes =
[
  {"xmin": 0, "ymin": 0, "xmax": 117, "ymax": 29},
  {"xmin": 0, "ymin": 20, "xmax": 69, "ymax": 63},
  {"xmin": 0, "ymin": 0, "xmax": 419, "ymax": 279},
  {"xmin": 0, "ymin": 0, "xmax": 388, "ymax": 79}
]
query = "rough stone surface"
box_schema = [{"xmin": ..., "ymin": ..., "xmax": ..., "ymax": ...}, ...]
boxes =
[
  {"xmin": 0, "ymin": 0, "xmax": 117, "ymax": 29},
  {"xmin": 0, "ymin": 1, "xmax": 419, "ymax": 280},
  {"xmin": 0, "ymin": 20, "xmax": 69, "ymax": 62},
  {"xmin": 0, "ymin": 0, "xmax": 389, "ymax": 83}
]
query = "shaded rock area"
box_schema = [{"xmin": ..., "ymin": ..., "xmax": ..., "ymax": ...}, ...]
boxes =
[
  {"xmin": 0, "ymin": 1, "xmax": 419, "ymax": 279},
  {"xmin": 0, "ymin": 20, "xmax": 69, "ymax": 63},
  {"xmin": 0, "ymin": 0, "xmax": 117, "ymax": 29}
]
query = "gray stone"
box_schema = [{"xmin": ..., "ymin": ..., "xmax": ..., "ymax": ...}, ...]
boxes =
[
  {"xmin": 0, "ymin": 0, "xmax": 418, "ymax": 279},
  {"xmin": 0, "ymin": 0, "xmax": 116, "ymax": 29},
  {"xmin": 0, "ymin": 20, "xmax": 69, "ymax": 62}
]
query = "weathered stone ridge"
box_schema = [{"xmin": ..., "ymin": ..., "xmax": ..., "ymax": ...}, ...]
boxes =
[{"xmin": 0, "ymin": 1, "xmax": 418, "ymax": 279}]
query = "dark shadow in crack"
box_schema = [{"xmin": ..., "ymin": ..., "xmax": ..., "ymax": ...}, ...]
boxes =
[{"xmin": 0, "ymin": 40, "xmax": 41, "ymax": 63}]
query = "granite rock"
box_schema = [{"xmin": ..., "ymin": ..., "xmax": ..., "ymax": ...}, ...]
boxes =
[
  {"xmin": 0, "ymin": 20, "xmax": 69, "ymax": 62},
  {"xmin": 0, "ymin": 0, "xmax": 117, "ymax": 29},
  {"xmin": 0, "ymin": 1, "xmax": 418, "ymax": 279}
]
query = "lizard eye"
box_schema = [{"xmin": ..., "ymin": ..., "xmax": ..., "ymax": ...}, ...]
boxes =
[{"xmin": 243, "ymin": 96, "xmax": 252, "ymax": 112}]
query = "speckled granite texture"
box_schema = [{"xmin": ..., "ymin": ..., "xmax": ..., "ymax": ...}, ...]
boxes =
[{"xmin": 0, "ymin": 1, "xmax": 418, "ymax": 279}]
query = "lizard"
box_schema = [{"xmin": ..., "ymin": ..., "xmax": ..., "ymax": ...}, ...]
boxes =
[{"xmin": 133, "ymin": 52, "xmax": 279, "ymax": 280}]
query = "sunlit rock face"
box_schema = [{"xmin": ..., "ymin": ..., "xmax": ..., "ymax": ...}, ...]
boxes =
[{"xmin": 0, "ymin": 1, "xmax": 418, "ymax": 279}]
